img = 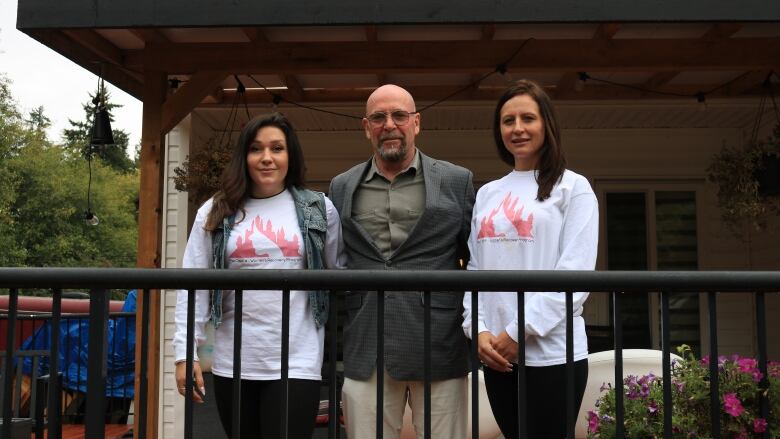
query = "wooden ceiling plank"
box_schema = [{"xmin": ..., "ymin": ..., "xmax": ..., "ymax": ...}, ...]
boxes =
[
  {"xmin": 161, "ymin": 71, "xmax": 229, "ymax": 134},
  {"xmin": 642, "ymin": 23, "xmax": 743, "ymax": 91},
  {"xmin": 129, "ymin": 29, "xmax": 170, "ymax": 45},
  {"xmin": 213, "ymin": 80, "xmax": 775, "ymax": 104},
  {"xmin": 62, "ymin": 29, "xmax": 124, "ymax": 66},
  {"xmin": 557, "ymin": 23, "xmax": 619, "ymax": 94},
  {"xmin": 128, "ymin": 38, "xmax": 780, "ymax": 74}
]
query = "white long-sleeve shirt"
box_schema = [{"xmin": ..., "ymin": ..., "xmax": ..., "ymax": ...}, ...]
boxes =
[
  {"xmin": 462, "ymin": 169, "xmax": 598, "ymax": 366},
  {"xmin": 172, "ymin": 190, "xmax": 346, "ymax": 380}
]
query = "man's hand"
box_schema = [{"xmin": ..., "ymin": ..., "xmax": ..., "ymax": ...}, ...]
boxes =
[
  {"xmin": 175, "ymin": 360, "xmax": 206, "ymax": 403},
  {"xmin": 492, "ymin": 330, "xmax": 519, "ymax": 365},
  {"xmin": 478, "ymin": 331, "xmax": 512, "ymax": 372}
]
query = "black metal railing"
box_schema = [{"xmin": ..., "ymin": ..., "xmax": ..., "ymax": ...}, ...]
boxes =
[
  {"xmin": 0, "ymin": 307, "xmax": 135, "ymax": 438},
  {"xmin": 0, "ymin": 268, "xmax": 778, "ymax": 439}
]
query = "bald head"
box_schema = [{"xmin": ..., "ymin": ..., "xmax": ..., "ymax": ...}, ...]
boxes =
[
  {"xmin": 362, "ymin": 84, "xmax": 421, "ymax": 175},
  {"xmin": 366, "ymin": 84, "xmax": 416, "ymax": 114}
]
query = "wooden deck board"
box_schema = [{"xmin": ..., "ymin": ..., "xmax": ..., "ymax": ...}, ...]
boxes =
[{"xmin": 42, "ymin": 424, "xmax": 132, "ymax": 439}]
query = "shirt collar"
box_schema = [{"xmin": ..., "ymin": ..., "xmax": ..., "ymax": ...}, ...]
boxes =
[{"xmin": 364, "ymin": 149, "xmax": 421, "ymax": 182}]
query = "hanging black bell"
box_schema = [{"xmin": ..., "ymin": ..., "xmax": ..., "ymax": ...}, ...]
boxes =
[{"xmin": 90, "ymin": 105, "xmax": 115, "ymax": 146}]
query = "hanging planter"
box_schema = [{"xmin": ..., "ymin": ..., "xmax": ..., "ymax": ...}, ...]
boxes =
[
  {"xmin": 173, "ymin": 75, "xmax": 253, "ymax": 205},
  {"xmin": 707, "ymin": 124, "xmax": 780, "ymax": 236}
]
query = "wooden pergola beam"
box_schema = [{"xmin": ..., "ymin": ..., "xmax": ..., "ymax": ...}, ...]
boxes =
[
  {"xmin": 161, "ymin": 71, "xmax": 230, "ymax": 134},
  {"xmin": 126, "ymin": 38, "xmax": 780, "ymax": 74},
  {"xmin": 240, "ymin": 27, "xmax": 305, "ymax": 101},
  {"xmin": 134, "ymin": 70, "xmax": 167, "ymax": 439}
]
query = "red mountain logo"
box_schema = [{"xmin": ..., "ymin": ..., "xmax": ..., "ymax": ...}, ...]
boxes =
[
  {"xmin": 477, "ymin": 192, "xmax": 534, "ymax": 239},
  {"xmin": 229, "ymin": 216, "xmax": 302, "ymax": 258}
]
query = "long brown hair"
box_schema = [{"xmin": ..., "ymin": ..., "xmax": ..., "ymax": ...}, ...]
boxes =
[
  {"xmin": 204, "ymin": 113, "xmax": 306, "ymax": 231},
  {"xmin": 493, "ymin": 79, "xmax": 566, "ymax": 201}
]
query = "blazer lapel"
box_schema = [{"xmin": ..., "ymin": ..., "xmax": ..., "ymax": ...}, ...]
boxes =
[{"xmin": 344, "ymin": 158, "xmax": 385, "ymax": 257}]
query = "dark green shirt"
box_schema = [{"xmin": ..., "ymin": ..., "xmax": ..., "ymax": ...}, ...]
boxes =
[{"xmin": 352, "ymin": 150, "xmax": 425, "ymax": 258}]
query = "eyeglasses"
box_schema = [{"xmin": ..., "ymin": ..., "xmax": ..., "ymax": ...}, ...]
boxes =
[{"xmin": 366, "ymin": 110, "xmax": 417, "ymax": 127}]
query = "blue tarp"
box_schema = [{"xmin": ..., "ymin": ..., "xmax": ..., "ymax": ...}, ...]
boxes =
[{"xmin": 19, "ymin": 290, "xmax": 136, "ymax": 398}]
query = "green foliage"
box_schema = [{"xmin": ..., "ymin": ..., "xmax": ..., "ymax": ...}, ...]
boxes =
[
  {"xmin": 0, "ymin": 73, "xmax": 139, "ymax": 268},
  {"xmin": 62, "ymin": 89, "xmax": 135, "ymax": 173},
  {"xmin": 588, "ymin": 345, "xmax": 779, "ymax": 438}
]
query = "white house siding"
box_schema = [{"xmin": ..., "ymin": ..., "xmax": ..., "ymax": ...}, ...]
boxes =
[
  {"xmin": 158, "ymin": 107, "xmax": 780, "ymax": 435},
  {"xmin": 160, "ymin": 116, "xmax": 193, "ymax": 439}
]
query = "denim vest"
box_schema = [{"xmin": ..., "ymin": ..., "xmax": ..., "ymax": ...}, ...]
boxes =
[{"xmin": 209, "ymin": 187, "xmax": 329, "ymax": 329}]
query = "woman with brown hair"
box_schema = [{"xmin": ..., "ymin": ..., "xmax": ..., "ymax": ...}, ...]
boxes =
[
  {"xmin": 463, "ymin": 80, "xmax": 599, "ymax": 438},
  {"xmin": 172, "ymin": 112, "xmax": 345, "ymax": 438}
]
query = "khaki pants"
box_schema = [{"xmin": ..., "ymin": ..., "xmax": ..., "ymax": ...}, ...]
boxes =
[{"xmin": 342, "ymin": 369, "xmax": 467, "ymax": 439}]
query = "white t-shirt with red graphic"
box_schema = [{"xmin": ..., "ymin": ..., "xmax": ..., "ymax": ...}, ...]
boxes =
[
  {"xmin": 173, "ymin": 189, "xmax": 345, "ymax": 380},
  {"xmin": 462, "ymin": 169, "xmax": 598, "ymax": 367}
]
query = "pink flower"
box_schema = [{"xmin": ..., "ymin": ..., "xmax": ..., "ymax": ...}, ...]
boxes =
[
  {"xmin": 754, "ymin": 418, "xmax": 768, "ymax": 433},
  {"xmin": 723, "ymin": 393, "xmax": 744, "ymax": 417},
  {"xmin": 647, "ymin": 400, "xmax": 658, "ymax": 415},
  {"xmin": 737, "ymin": 358, "xmax": 757, "ymax": 373},
  {"xmin": 735, "ymin": 432, "xmax": 748, "ymax": 439},
  {"xmin": 587, "ymin": 410, "xmax": 599, "ymax": 432}
]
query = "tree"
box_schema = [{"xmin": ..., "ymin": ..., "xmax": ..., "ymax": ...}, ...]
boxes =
[
  {"xmin": 0, "ymin": 74, "xmax": 139, "ymax": 267},
  {"xmin": 62, "ymin": 89, "xmax": 135, "ymax": 173}
]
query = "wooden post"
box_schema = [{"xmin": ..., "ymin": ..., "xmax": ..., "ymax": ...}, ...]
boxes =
[{"xmin": 135, "ymin": 69, "xmax": 166, "ymax": 439}]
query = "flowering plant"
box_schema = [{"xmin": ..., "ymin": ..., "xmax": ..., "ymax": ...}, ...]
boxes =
[{"xmin": 587, "ymin": 345, "xmax": 779, "ymax": 438}]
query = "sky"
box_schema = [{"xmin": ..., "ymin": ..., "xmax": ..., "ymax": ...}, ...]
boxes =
[{"xmin": 0, "ymin": 0, "xmax": 142, "ymax": 150}]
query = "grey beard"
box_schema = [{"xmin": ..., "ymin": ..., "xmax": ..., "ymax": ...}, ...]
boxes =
[{"xmin": 377, "ymin": 142, "xmax": 407, "ymax": 162}]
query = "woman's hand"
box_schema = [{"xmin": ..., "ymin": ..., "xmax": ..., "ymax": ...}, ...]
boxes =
[
  {"xmin": 492, "ymin": 330, "xmax": 519, "ymax": 365},
  {"xmin": 478, "ymin": 331, "xmax": 512, "ymax": 372},
  {"xmin": 175, "ymin": 360, "xmax": 206, "ymax": 403}
]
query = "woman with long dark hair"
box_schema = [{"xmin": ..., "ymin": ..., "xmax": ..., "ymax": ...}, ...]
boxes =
[
  {"xmin": 172, "ymin": 113, "xmax": 345, "ymax": 438},
  {"xmin": 462, "ymin": 80, "xmax": 599, "ymax": 438}
]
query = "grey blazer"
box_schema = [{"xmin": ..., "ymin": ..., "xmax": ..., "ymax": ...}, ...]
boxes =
[{"xmin": 328, "ymin": 151, "xmax": 475, "ymax": 381}]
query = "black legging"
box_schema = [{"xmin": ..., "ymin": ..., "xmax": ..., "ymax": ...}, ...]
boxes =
[
  {"xmin": 212, "ymin": 375, "xmax": 320, "ymax": 439},
  {"xmin": 483, "ymin": 359, "xmax": 588, "ymax": 439}
]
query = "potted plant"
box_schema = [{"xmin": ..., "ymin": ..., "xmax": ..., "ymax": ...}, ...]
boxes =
[
  {"xmin": 173, "ymin": 134, "xmax": 233, "ymax": 206},
  {"xmin": 706, "ymin": 124, "xmax": 780, "ymax": 236},
  {"xmin": 587, "ymin": 345, "xmax": 780, "ymax": 438}
]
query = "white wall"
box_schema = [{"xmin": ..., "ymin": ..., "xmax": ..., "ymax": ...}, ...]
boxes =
[{"xmin": 160, "ymin": 116, "xmax": 193, "ymax": 439}]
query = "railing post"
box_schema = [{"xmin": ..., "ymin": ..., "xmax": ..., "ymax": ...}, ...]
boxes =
[
  {"xmin": 86, "ymin": 288, "xmax": 110, "ymax": 439},
  {"xmin": 232, "ymin": 290, "xmax": 243, "ymax": 438},
  {"xmin": 184, "ymin": 289, "xmax": 195, "ymax": 439},
  {"xmin": 470, "ymin": 291, "xmax": 479, "ymax": 439},
  {"xmin": 376, "ymin": 290, "xmax": 385, "ymax": 439},
  {"xmin": 708, "ymin": 291, "xmax": 720, "ymax": 439},
  {"xmin": 612, "ymin": 291, "xmax": 624, "ymax": 439},
  {"xmin": 48, "ymin": 288, "xmax": 62, "ymax": 439},
  {"xmin": 660, "ymin": 291, "xmax": 672, "ymax": 439},
  {"xmin": 138, "ymin": 289, "xmax": 150, "ymax": 439},
  {"xmin": 516, "ymin": 290, "xmax": 526, "ymax": 439},
  {"xmin": 755, "ymin": 291, "xmax": 769, "ymax": 439},
  {"xmin": 423, "ymin": 290, "xmax": 431, "ymax": 439},
  {"xmin": 327, "ymin": 290, "xmax": 340, "ymax": 439},
  {"xmin": 2, "ymin": 288, "xmax": 19, "ymax": 439},
  {"xmin": 565, "ymin": 291, "xmax": 575, "ymax": 439},
  {"xmin": 281, "ymin": 288, "xmax": 290, "ymax": 439}
]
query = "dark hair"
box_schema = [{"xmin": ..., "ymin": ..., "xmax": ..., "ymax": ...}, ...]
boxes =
[
  {"xmin": 205, "ymin": 112, "xmax": 307, "ymax": 230},
  {"xmin": 493, "ymin": 79, "xmax": 566, "ymax": 202}
]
